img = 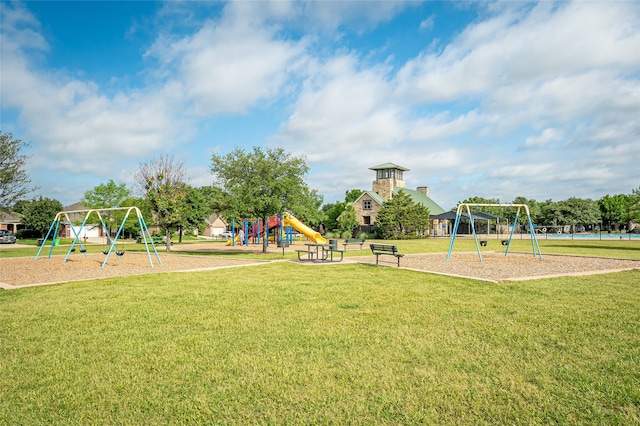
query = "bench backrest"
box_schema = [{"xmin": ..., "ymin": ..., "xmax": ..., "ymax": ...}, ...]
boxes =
[{"xmin": 369, "ymin": 244, "xmax": 397, "ymax": 253}]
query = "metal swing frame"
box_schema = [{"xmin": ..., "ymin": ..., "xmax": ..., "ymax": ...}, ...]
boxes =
[
  {"xmin": 35, "ymin": 206, "xmax": 162, "ymax": 268},
  {"xmin": 446, "ymin": 203, "xmax": 542, "ymax": 262}
]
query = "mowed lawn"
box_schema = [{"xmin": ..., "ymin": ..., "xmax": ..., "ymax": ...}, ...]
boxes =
[{"xmin": 1, "ymin": 241, "xmax": 639, "ymax": 424}]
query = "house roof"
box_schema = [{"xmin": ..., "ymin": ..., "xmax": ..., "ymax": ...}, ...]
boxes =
[
  {"xmin": 205, "ymin": 214, "xmax": 227, "ymax": 225},
  {"xmin": 355, "ymin": 190, "xmax": 386, "ymax": 206},
  {"xmin": 393, "ymin": 187, "xmax": 446, "ymax": 215},
  {"xmin": 368, "ymin": 163, "xmax": 409, "ymax": 171},
  {"xmin": 64, "ymin": 202, "xmax": 87, "ymax": 211},
  {"xmin": 0, "ymin": 211, "xmax": 24, "ymax": 223}
]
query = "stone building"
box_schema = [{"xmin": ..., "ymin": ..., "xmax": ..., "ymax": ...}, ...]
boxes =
[{"xmin": 352, "ymin": 163, "xmax": 446, "ymax": 235}]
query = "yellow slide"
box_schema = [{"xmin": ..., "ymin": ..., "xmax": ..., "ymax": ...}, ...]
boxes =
[
  {"xmin": 225, "ymin": 235, "xmax": 240, "ymax": 246},
  {"xmin": 283, "ymin": 212, "xmax": 326, "ymax": 244}
]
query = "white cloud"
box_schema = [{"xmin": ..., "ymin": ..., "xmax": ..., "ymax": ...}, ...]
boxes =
[
  {"xmin": 407, "ymin": 110, "xmax": 481, "ymax": 142},
  {"xmin": 524, "ymin": 128, "xmax": 563, "ymax": 149},
  {"xmin": 419, "ymin": 15, "xmax": 435, "ymax": 32},
  {"xmin": 396, "ymin": 2, "xmax": 639, "ymax": 103},
  {"xmin": 146, "ymin": 8, "xmax": 306, "ymax": 115},
  {"xmin": 1, "ymin": 3, "xmax": 190, "ymax": 179},
  {"xmin": 272, "ymin": 54, "xmax": 402, "ymax": 164},
  {"xmin": 1, "ymin": 0, "xmax": 638, "ymax": 209}
]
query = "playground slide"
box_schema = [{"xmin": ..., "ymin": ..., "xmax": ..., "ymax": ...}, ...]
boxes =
[
  {"xmin": 283, "ymin": 212, "xmax": 326, "ymax": 244},
  {"xmin": 225, "ymin": 235, "xmax": 240, "ymax": 246}
]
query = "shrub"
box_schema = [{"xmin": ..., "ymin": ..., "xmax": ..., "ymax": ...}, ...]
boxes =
[{"xmin": 16, "ymin": 229, "xmax": 40, "ymax": 239}]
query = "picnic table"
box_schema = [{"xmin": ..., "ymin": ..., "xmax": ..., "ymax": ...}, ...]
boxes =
[{"xmin": 296, "ymin": 243, "xmax": 345, "ymax": 262}]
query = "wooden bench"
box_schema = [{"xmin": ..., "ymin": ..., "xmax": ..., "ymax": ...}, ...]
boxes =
[
  {"xmin": 369, "ymin": 243, "xmax": 404, "ymax": 267},
  {"xmin": 342, "ymin": 238, "xmax": 366, "ymax": 250}
]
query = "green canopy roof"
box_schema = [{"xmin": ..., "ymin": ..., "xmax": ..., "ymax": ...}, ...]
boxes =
[
  {"xmin": 368, "ymin": 163, "xmax": 409, "ymax": 171},
  {"xmin": 393, "ymin": 187, "xmax": 446, "ymax": 215}
]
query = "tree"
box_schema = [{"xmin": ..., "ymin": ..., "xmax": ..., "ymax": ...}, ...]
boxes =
[
  {"xmin": 459, "ymin": 196, "xmax": 502, "ymax": 215},
  {"xmin": 344, "ymin": 189, "xmax": 363, "ymax": 203},
  {"xmin": 512, "ymin": 196, "xmax": 542, "ymax": 224},
  {"xmin": 376, "ymin": 190, "xmax": 430, "ymax": 239},
  {"xmin": 288, "ymin": 186, "xmax": 324, "ymax": 227},
  {"xmin": 120, "ymin": 196, "xmax": 154, "ymax": 239},
  {"xmin": 211, "ymin": 146, "xmax": 314, "ymax": 253},
  {"xmin": 321, "ymin": 189, "xmax": 364, "ymax": 231},
  {"xmin": 337, "ymin": 204, "xmax": 359, "ymax": 237},
  {"xmin": 598, "ymin": 194, "xmax": 628, "ymax": 230},
  {"xmin": 557, "ymin": 198, "xmax": 601, "ymax": 231},
  {"xmin": 21, "ymin": 196, "xmax": 64, "ymax": 237},
  {"xmin": 538, "ymin": 199, "xmax": 560, "ymax": 226},
  {"xmin": 321, "ymin": 201, "xmax": 346, "ymax": 231},
  {"xmin": 82, "ymin": 179, "xmax": 131, "ymax": 209},
  {"xmin": 177, "ymin": 186, "xmax": 214, "ymax": 243},
  {"xmin": 629, "ymin": 186, "xmax": 640, "ymax": 224},
  {"xmin": 134, "ymin": 155, "xmax": 189, "ymax": 251},
  {"xmin": 200, "ymin": 185, "xmax": 231, "ymax": 216},
  {"xmin": 0, "ymin": 132, "xmax": 35, "ymax": 210},
  {"xmin": 81, "ymin": 179, "xmax": 134, "ymax": 237}
]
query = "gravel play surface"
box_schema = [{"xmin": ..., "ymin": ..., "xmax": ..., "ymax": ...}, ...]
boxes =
[
  {"xmin": 1, "ymin": 248, "xmax": 638, "ymax": 288},
  {"xmin": 355, "ymin": 251, "xmax": 640, "ymax": 282},
  {"xmin": 0, "ymin": 253, "xmax": 267, "ymax": 288}
]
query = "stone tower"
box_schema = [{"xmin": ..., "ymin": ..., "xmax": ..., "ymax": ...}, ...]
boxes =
[{"xmin": 369, "ymin": 163, "xmax": 408, "ymax": 200}]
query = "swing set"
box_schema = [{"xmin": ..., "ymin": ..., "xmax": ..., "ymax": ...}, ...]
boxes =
[
  {"xmin": 446, "ymin": 203, "xmax": 542, "ymax": 262},
  {"xmin": 35, "ymin": 206, "xmax": 162, "ymax": 268}
]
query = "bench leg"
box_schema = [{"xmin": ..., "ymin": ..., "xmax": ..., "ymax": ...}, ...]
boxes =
[{"xmin": 297, "ymin": 251, "xmax": 315, "ymax": 261}]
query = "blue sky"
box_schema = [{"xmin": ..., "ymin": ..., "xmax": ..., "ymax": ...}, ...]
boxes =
[{"xmin": 1, "ymin": 0, "xmax": 638, "ymax": 210}]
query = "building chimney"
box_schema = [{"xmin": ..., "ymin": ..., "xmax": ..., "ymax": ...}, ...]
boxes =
[{"xmin": 417, "ymin": 186, "xmax": 429, "ymax": 197}]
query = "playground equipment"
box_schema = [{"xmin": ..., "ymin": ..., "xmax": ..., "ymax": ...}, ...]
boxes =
[
  {"xmin": 226, "ymin": 217, "xmax": 276, "ymax": 246},
  {"xmin": 35, "ymin": 207, "xmax": 162, "ymax": 268},
  {"xmin": 226, "ymin": 212, "xmax": 325, "ymax": 246},
  {"xmin": 446, "ymin": 203, "xmax": 542, "ymax": 262},
  {"xmin": 283, "ymin": 212, "xmax": 326, "ymax": 244}
]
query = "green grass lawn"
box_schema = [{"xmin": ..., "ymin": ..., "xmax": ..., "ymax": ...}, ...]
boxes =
[{"xmin": 1, "ymin": 239, "xmax": 639, "ymax": 424}]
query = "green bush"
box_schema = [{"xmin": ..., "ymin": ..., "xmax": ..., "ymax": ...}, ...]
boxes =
[{"xmin": 16, "ymin": 229, "xmax": 41, "ymax": 239}]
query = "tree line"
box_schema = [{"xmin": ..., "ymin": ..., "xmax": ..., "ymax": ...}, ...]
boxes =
[
  {"xmin": 1, "ymin": 131, "xmax": 639, "ymax": 247},
  {"xmin": 459, "ymin": 194, "xmax": 640, "ymax": 233}
]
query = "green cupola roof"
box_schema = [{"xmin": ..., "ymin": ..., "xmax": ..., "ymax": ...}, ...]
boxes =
[{"xmin": 368, "ymin": 163, "xmax": 409, "ymax": 171}]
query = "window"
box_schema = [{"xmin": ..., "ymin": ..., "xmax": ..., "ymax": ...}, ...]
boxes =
[
  {"xmin": 363, "ymin": 200, "xmax": 372, "ymax": 210},
  {"xmin": 363, "ymin": 216, "xmax": 371, "ymax": 225}
]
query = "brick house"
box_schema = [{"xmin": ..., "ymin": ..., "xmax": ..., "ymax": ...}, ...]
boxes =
[{"xmin": 0, "ymin": 211, "xmax": 24, "ymax": 233}]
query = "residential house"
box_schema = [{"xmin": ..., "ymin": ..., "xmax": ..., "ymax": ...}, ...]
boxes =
[
  {"xmin": 0, "ymin": 211, "xmax": 24, "ymax": 233},
  {"xmin": 202, "ymin": 214, "xmax": 228, "ymax": 237}
]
